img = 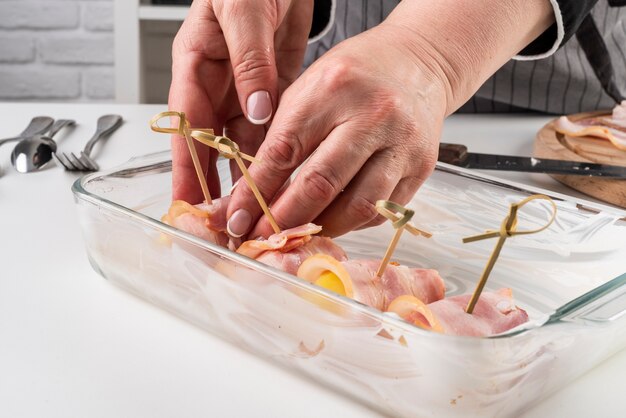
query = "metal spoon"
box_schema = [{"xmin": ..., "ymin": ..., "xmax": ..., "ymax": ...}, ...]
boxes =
[
  {"xmin": 10, "ymin": 119, "xmax": 75, "ymax": 173},
  {"xmin": 0, "ymin": 116, "xmax": 54, "ymax": 148}
]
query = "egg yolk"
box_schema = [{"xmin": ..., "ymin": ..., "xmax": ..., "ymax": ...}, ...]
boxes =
[{"xmin": 314, "ymin": 270, "xmax": 346, "ymax": 296}]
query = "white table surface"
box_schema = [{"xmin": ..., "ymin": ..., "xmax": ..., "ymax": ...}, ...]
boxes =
[{"xmin": 1, "ymin": 102, "xmax": 625, "ymax": 418}]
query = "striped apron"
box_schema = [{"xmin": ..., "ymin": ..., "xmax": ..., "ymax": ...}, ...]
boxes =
[{"xmin": 304, "ymin": 0, "xmax": 626, "ymax": 114}]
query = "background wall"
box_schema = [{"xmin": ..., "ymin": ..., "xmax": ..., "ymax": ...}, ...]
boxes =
[
  {"xmin": 0, "ymin": 0, "xmax": 115, "ymax": 102},
  {"xmin": 142, "ymin": 20, "xmax": 181, "ymax": 104}
]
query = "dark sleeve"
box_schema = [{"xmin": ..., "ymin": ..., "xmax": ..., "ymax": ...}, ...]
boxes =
[
  {"xmin": 309, "ymin": 0, "xmax": 333, "ymax": 39},
  {"xmin": 519, "ymin": 0, "xmax": 599, "ymax": 57}
]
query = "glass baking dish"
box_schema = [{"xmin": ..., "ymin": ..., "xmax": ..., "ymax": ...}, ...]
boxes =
[{"xmin": 73, "ymin": 151, "xmax": 626, "ymax": 418}]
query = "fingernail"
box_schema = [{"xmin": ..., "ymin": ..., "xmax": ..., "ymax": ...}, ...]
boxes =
[
  {"xmin": 227, "ymin": 209, "xmax": 252, "ymax": 238},
  {"xmin": 247, "ymin": 90, "xmax": 272, "ymax": 125}
]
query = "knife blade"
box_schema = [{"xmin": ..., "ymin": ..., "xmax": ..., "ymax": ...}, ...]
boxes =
[{"xmin": 438, "ymin": 143, "xmax": 626, "ymax": 178}]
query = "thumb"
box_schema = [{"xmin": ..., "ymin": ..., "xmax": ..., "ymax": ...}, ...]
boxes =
[{"xmin": 216, "ymin": 0, "xmax": 285, "ymax": 125}]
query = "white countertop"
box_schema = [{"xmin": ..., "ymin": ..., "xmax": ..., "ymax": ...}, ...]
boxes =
[{"xmin": 1, "ymin": 102, "xmax": 625, "ymax": 418}]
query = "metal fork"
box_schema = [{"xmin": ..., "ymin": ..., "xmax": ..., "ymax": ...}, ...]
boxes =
[{"xmin": 55, "ymin": 114, "xmax": 123, "ymax": 171}]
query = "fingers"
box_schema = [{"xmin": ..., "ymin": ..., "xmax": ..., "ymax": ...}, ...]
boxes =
[
  {"xmin": 215, "ymin": 0, "xmax": 290, "ymax": 125},
  {"xmin": 274, "ymin": 0, "xmax": 314, "ymax": 85},
  {"xmin": 171, "ymin": 134, "xmax": 221, "ymax": 203},
  {"xmin": 169, "ymin": 0, "xmax": 234, "ymax": 203},
  {"xmin": 223, "ymin": 115, "xmax": 267, "ymax": 184},
  {"xmin": 356, "ymin": 176, "xmax": 423, "ymax": 231},
  {"xmin": 226, "ymin": 92, "xmax": 337, "ymax": 238},
  {"xmin": 169, "ymin": 58, "xmax": 222, "ymax": 203},
  {"xmin": 313, "ymin": 152, "xmax": 403, "ymax": 237},
  {"xmin": 355, "ymin": 131, "xmax": 438, "ymax": 231},
  {"xmin": 169, "ymin": 0, "xmax": 311, "ymax": 205},
  {"xmin": 247, "ymin": 123, "xmax": 375, "ymax": 238}
]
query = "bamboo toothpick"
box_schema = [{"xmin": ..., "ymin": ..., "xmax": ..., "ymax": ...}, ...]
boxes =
[
  {"xmin": 233, "ymin": 156, "xmax": 281, "ymax": 234},
  {"xmin": 191, "ymin": 130, "xmax": 281, "ymax": 235},
  {"xmin": 182, "ymin": 126, "xmax": 212, "ymax": 205},
  {"xmin": 376, "ymin": 226, "xmax": 406, "ymax": 278},
  {"xmin": 375, "ymin": 200, "xmax": 432, "ymax": 278},
  {"xmin": 150, "ymin": 111, "xmax": 212, "ymax": 205},
  {"xmin": 150, "ymin": 111, "xmax": 281, "ymax": 234},
  {"xmin": 463, "ymin": 194, "xmax": 557, "ymax": 314}
]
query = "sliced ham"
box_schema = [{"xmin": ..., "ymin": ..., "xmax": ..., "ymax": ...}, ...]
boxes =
[
  {"xmin": 613, "ymin": 100, "xmax": 626, "ymax": 125},
  {"xmin": 162, "ymin": 198, "xmax": 230, "ymax": 247},
  {"xmin": 163, "ymin": 201, "xmax": 453, "ymax": 321},
  {"xmin": 297, "ymin": 254, "xmax": 445, "ymax": 311},
  {"xmin": 237, "ymin": 224, "xmax": 347, "ymax": 275},
  {"xmin": 554, "ymin": 100, "xmax": 626, "ymax": 150},
  {"xmin": 388, "ymin": 288, "xmax": 528, "ymax": 337}
]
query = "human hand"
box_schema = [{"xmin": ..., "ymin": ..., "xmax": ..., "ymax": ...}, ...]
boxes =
[
  {"xmin": 226, "ymin": 0, "xmax": 554, "ymax": 240},
  {"xmin": 169, "ymin": 0, "xmax": 313, "ymax": 203},
  {"xmin": 226, "ymin": 24, "xmax": 450, "ymax": 239}
]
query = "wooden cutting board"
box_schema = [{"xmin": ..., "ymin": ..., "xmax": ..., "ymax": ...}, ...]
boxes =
[{"xmin": 534, "ymin": 111, "xmax": 626, "ymax": 208}]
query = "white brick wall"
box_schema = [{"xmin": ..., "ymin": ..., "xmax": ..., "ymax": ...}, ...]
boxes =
[{"xmin": 0, "ymin": 0, "xmax": 114, "ymax": 101}]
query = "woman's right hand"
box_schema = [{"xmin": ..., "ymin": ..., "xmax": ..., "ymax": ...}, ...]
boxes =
[{"xmin": 169, "ymin": 0, "xmax": 313, "ymax": 203}]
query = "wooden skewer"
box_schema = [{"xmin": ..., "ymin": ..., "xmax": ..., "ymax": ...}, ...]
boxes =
[
  {"xmin": 233, "ymin": 154, "xmax": 281, "ymax": 235},
  {"xmin": 150, "ymin": 111, "xmax": 212, "ymax": 205},
  {"xmin": 190, "ymin": 130, "xmax": 281, "ymax": 235},
  {"xmin": 379, "ymin": 210, "xmax": 432, "ymax": 238},
  {"xmin": 465, "ymin": 209, "xmax": 517, "ymax": 314},
  {"xmin": 376, "ymin": 226, "xmax": 405, "ymax": 278},
  {"xmin": 182, "ymin": 126, "xmax": 212, "ymax": 205},
  {"xmin": 191, "ymin": 130, "xmax": 260, "ymax": 164},
  {"xmin": 151, "ymin": 111, "xmax": 289, "ymax": 235},
  {"xmin": 374, "ymin": 200, "xmax": 431, "ymax": 278},
  {"xmin": 463, "ymin": 195, "xmax": 557, "ymax": 314}
]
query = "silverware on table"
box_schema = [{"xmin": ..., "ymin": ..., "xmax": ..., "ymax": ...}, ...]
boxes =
[
  {"xmin": 0, "ymin": 116, "xmax": 54, "ymax": 149},
  {"xmin": 11, "ymin": 119, "xmax": 75, "ymax": 173},
  {"xmin": 55, "ymin": 114, "xmax": 123, "ymax": 172}
]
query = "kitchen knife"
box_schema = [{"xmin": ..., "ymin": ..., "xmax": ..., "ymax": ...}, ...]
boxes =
[{"xmin": 438, "ymin": 143, "xmax": 626, "ymax": 178}]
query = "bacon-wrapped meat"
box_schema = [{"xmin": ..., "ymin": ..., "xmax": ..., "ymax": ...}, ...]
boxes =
[
  {"xmin": 554, "ymin": 100, "xmax": 626, "ymax": 150},
  {"xmin": 387, "ymin": 288, "xmax": 528, "ymax": 337},
  {"xmin": 237, "ymin": 224, "xmax": 348, "ymax": 275},
  {"xmin": 297, "ymin": 254, "xmax": 445, "ymax": 311},
  {"xmin": 162, "ymin": 198, "xmax": 230, "ymax": 247}
]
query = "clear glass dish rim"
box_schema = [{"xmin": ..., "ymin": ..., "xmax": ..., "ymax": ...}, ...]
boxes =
[{"xmin": 71, "ymin": 151, "xmax": 626, "ymax": 341}]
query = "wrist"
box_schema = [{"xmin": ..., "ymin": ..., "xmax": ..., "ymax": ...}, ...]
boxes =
[
  {"xmin": 374, "ymin": 22, "xmax": 456, "ymax": 119},
  {"xmin": 382, "ymin": 0, "xmax": 554, "ymax": 115},
  {"xmin": 354, "ymin": 25, "xmax": 449, "ymax": 124}
]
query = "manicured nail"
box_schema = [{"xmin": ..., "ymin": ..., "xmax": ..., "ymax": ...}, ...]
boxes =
[
  {"xmin": 227, "ymin": 209, "xmax": 252, "ymax": 238},
  {"xmin": 247, "ymin": 90, "xmax": 272, "ymax": 125}
]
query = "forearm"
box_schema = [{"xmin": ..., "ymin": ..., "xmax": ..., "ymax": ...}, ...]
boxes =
[{"xmin": 383, "ymin": 0, "xmax": 555, "ymax": 115}]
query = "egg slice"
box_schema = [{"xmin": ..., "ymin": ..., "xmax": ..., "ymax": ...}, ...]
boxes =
[
  {"xmin": 297, "ymin": 254, "xmax": 354, "ymax": 298},
  {"xmin": 387, "ymin": 295, "xmax": 443, "ymax": 333}
]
